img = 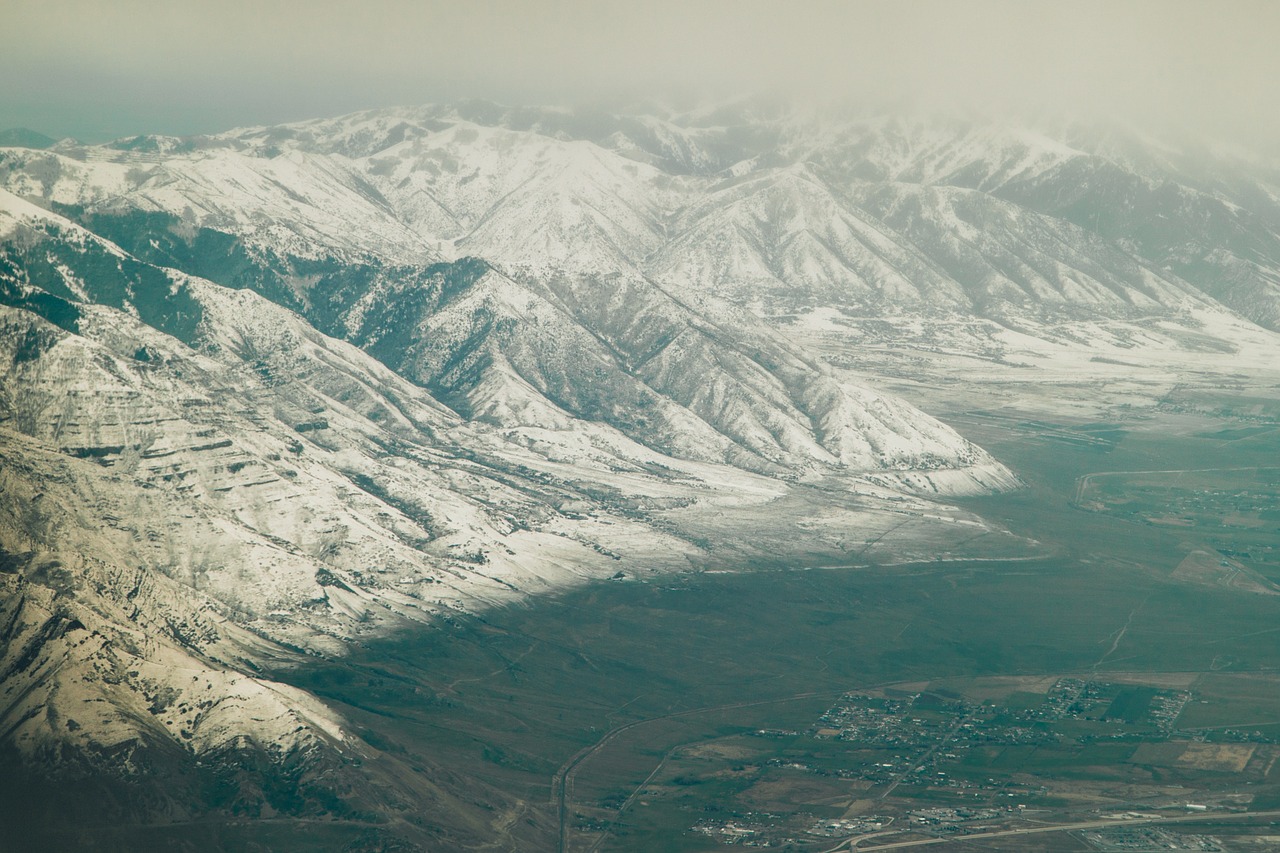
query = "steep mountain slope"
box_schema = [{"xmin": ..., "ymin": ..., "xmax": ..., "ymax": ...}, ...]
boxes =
[
  {"xmin": 342, "ymin": 262, "xmax": 1011, "ymax": 490},
  {"xmin": 847, "ymin": 181, "xmax": 1202, "ymax": 317},
  {"xmin": 0, "ymin": 138, "xmax": 1011, "ymax": 491},
  {"xmin": 649, "ymin": 165, "xmax": 965, "ymax": 311},
  {"xmin": 0, "ymin": 182, "xmax": 1029, "ymax": 843},
  {"xmin": 803, "ymin": 115, "xmax": 1280, "ymax": 328}
]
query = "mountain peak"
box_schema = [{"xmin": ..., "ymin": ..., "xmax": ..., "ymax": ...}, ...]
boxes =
[{"xmin": 0, "ymin": 128, "xmax": 56, "ymax": 150}]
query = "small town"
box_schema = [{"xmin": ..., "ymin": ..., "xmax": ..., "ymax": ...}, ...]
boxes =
[{"xmin": 686, "ymin": 678, "xmax": 1269, "ymax": 849}]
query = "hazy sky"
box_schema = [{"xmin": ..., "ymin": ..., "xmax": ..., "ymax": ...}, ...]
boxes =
[{"xmin": 3, "ymin": 0, "xmax": 1277, "ymax": 146}]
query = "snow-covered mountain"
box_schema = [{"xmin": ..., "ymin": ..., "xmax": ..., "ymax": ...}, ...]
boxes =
[
  {"xmin": 3, "ymin": 99, "xmax": 1279, "ymax": 840},
  {"xmin": 9, "ymin": 101, "xmax": 1278, "ymax": 331}
]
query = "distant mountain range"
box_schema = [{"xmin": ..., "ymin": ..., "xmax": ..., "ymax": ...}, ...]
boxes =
[{"xmin": 0, "ymin": 128, "xmax": 55, "ymax": 150}]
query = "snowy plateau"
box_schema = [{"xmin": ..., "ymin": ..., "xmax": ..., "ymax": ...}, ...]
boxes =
[{"xmin": 1, "ymin": 100, "xmax": 1280, "ymax": 847}]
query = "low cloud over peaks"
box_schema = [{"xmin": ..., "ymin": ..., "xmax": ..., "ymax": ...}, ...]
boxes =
[{"xmin": 3, "ymin": 0, "xmax": 1277, "ymax": 149}]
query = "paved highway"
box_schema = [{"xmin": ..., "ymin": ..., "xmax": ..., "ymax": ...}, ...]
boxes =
[{"xmin": 823, "ymin": 809, "xmax": 1280, "ymax": 852}]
